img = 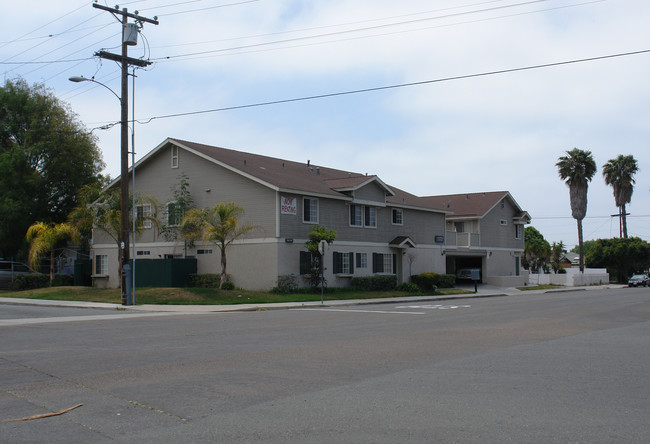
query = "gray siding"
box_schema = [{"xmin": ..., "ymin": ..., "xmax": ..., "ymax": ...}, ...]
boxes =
[
  {"xmin": 479, "ymin": 198, "xmax": 524, "ymax": 250},
  {"xmin": 131, "ymin": 144, "xmax": 277, "ymax": 243}
]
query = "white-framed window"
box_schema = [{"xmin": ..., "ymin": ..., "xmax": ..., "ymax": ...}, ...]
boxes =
[
  {"xmin": 167, "ymin": 201, "xmax": 181, "ymax": 226},
  {"xmin": 364, "ymin": 206, "xmax": 376, "ymax": 228},
  {"xmin": 95, "ymin": 254, "xmax": 107, "ymax": 275},
  {"xmin": 356, "ymin": 252, "xmax": 367, "ymax": 269},
  {"xmin": 350, "ymin": 204, "xmax": 362, "ymax": 227},
  {"xmin": 515, "ymin": 224, "xmax": 522, "ymax": 239},
  {"xmin": 500, "ymin": 219, "xmax": 508, "ymax": 226},
  {"xmin": 303, "ymin": 197, "xmax": 318, "ymax": 223},
  {"xmin": 383, "ymin": 254, "xmax": 393, "ymax": 273},
  {"xmin": 197, "ymin": 249, "xmax": 213, "ymax": 255},
  {"xmin": 136, "ymin": 204, "xmax": 152, "ymax": 229},
  {"xmin": 333, "ymin": 252, "xmax": 353, "ymax": 274},
  {"xmin": 171, "ymin": 145, "xmax": 179, "ymax": 168},
  {"xmin": 392, "ymin": 208, "xmax": 403, "ymax": 225},
  {"xmin": 454, "ymin": 222, "xmax": 465, "ymax": 232}
]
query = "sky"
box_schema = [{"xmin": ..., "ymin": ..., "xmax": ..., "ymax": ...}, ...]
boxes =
[{"xmin": 2, "ymin": 0, "xmax": 649, "ymax": 250}]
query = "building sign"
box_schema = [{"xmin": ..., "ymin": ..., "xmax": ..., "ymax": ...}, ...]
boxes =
[
  {"xmin": 281, "ymin": 196, "xmax": 297, "ymax": 215},
  {"xmin": 435, "ymin": 235, "xmax": 445, "ymax": 244}
]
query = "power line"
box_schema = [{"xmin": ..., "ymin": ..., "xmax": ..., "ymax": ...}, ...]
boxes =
[{"xmin": 135, "ymin": 48, "xmax": 650, "ymax": 124}]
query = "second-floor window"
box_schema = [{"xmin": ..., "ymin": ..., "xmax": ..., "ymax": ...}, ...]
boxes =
[
  {"xmin": 515, "ymin": 224, "xmax": 522, "ymax": 239},
  {"xmin": 303, "ymin": 198, "xmax": 318, "ymax": 223},
  {"xmin": 167, "ymin": 201, "xmax": 181, "ymax": 226},
  {"xmin": 350, "ymin": 204, "xmax": 377, "ymax": 228},
  {"xmin": 392, "ymin": 208, "xmax": 403, "ymax": 225},
  {"xmin": 136, "ymin": 204, "xmax": 152, "ymax": 229}
]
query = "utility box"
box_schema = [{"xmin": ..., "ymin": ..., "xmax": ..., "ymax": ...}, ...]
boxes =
[{"xmin": 132, "ymin": 258, "xmax": 197, "ymax": 287}]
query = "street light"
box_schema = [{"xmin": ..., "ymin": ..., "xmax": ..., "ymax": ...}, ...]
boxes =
[{"xmin": 69, "ymin": 75, "xmax": 133, "ymax": 305}]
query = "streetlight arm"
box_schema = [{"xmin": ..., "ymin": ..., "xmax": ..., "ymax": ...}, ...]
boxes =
[{"xmin": 69, "ymin": 76, "xmax": 121, "ymax": 103}]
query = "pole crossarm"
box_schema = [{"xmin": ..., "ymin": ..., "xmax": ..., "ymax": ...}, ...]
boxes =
[
  {"xmin": 95, "ymin": 51, "xmax": 152, "ymax": 67},
  {"xmin": 92, "ymin": 3, "xmax": 159, "ymax": 25}
]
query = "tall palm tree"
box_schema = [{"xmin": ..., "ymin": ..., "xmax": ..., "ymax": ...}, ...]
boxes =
[
  {"xmin": 602, "ymin": 155, "xmax": 638, "ymax": 238},
  {"xmin": 181, "ymin": 202, "xmax": 257, "ymax": 288},
  {"xmin": 26, "ymin": 222, "xmax": 80, "ymax": 282},
  {"xmin": 556, "ymin": 148, "xmax": 597, "ymax": 273}
]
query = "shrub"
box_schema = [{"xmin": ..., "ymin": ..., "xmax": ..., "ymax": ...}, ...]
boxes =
[
  {"xmin": 411, "ymin": 272, "xmax": 455, "ymax": 291},
  {"xmin": 273, "ymin": 274, "xmax": 298, "ymax": 294},
  {"xmin": 396, "ymin": 282, "xmax": 421, "ymax": 293},
  {"xmin": 51, "ymin": 274, "xmax": 73, "ymax": 287},
  {"xmin": 11, "ymin": 274, "xmax": 50, "ymax": 291},
  {"xmin": 221, "ymin": 281, "xmax": 235, "ymax": 290},
  {"xmin": 187, "ymin": 273, "xmax": 231, "ymax": 288},
  {"xmin": 350, "ymin": 275, "xmax": 397, "ymax": 291}
]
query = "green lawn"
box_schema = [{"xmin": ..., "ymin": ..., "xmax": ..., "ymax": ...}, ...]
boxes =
[{"xmin": 0, "ymin": 286, "xmax": 471, "ymax": 305}]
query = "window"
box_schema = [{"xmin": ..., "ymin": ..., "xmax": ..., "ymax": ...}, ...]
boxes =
[
  {"xmin": 300, "ymin": 251, "xmax": 316, "ymax": 275},
  {"xmin": 364, "ymin": 206, "xmax": 376, "ymax": 228},
  {"xmin": 454, "ymin": 222, "xmax": 465, "ymax": 232},
  {"xmin": 500, "ymin": 219, "xmax": 508, "ymax": 226},
  {"xmin": 171, "ymin": 145, "xmax": 179, "ymax": 168},
  {"xmin": 136, "ymin": 204, "xmax": 152, "ymax": 229},
  {"xmin": 197, "ymin": 249, "xmax": 213, "ymax": 255},
  {"xmin": 372, "ymin": 253, "xmax": 396, "ymax": 274},
  {"xmin": 95, "ymin": 255, "xmax": 107, "ymax": 275},
  {"xmin": 136, "ymin": 250, "xmax": 150, "ymax": 256},
  {"xmin": 303, "ymin": 198, "xmax": 318, "ymax": 223},
  {"xmin": 350, "ymin": 204, "xmax": 362, "ymax": 227},
  {"xmin": 167, "ymin": 202, "xmax": 181, "ymax": 226},
  {"xmin": 515, "ymin": 224, "xmax": 522, "ymax": 239},
  {"xmin": 333, "ymin": 252, "xmax": 354, "ymax": 274},
  {"xmin": 350, "ymin": 204, "xmax": 376, "ymax": 228},
  {"xmin": 392, "ymin": 208, "xmax": 403, "ymax": 225},
  {"xmin": 356, "ymin": 253, "xmax": 367, "ymax": 269}
]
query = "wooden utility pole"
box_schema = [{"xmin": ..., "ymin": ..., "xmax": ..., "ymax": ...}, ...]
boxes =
[{"xmin": 92, "ymin": 4, "xmax": 158, "ymax": 305}]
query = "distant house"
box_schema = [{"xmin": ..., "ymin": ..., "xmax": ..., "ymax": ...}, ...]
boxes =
[
  {"xmin": 90, "ymin": 139, "xmax": 530, "ymax": 290},
  {"xmin": 420, "ymin": 192, "xmax": 531, "ymax": 287},
  {"xmin": 560, "ymin": 252, "xmax": 580, "ymax": 268}
]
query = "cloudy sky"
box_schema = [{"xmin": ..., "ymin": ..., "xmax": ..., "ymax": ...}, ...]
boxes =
[{"xmin": 2, "ymin": 0, "xmax": 649, "ymax": 249}]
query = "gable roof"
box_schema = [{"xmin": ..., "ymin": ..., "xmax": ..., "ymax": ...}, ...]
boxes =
[
  {"xmin": 420, "ymin": 191, "xmax": 529, "ymax": 221},
  {"xmin": 131, "ymin": 138, "xmax": 450, "ymax": 214}
]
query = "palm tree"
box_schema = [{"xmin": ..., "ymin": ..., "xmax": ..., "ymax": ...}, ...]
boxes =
[
  {"xmin": 602, "ymin": 155, "xmax": 638, "ymax": 238},
  {"xmin": 181, "ymin": 202, "xmax": 257, "ymax": 288},
  {"xmin": 556, "ymin": 148, "xmax": 597, "ymax": 273},
  {"xmin": 26, "ymin": 222, "xmax": 80, "ymax": 282}
]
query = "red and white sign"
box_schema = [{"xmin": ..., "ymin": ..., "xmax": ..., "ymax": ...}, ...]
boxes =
[{"xmin": 281, "ymin": 196, "xmax": 297, "ymax": 215}]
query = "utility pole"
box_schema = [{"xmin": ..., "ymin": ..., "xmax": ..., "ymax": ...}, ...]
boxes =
[{"xmin": 93, "ymin": 4, "xmax": 158, "ymax": 305}]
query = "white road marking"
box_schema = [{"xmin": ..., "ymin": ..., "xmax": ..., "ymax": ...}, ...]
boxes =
[
  {"xmin": 395, "ymin": 304, "xmax": 471, "ymax": 310},
  {"xmin": 293, "ymin": 308, "xmax": 426, "ymax": 315}
]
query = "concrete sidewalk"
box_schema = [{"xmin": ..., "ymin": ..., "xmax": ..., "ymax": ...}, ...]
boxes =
[{"xmin": 0, "ymin": 284, "xmax": 625, "ymax": 313}]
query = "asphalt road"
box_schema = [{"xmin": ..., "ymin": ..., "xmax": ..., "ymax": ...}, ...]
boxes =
[{"xmin": 1, "ymin": 288, "xmax": 648, "ymax": 443}]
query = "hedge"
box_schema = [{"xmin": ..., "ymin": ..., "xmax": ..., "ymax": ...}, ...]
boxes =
[
  {"xmin": 11, "ymin": 274, "xmax": 50, "ymax": 291},
  {"xmin": 411, "ymin": 272, "xmax": 456, "ymax": 291},
  {"xmin": 350, "ymin": 275, "xmax": 397, "ymax": 291}
]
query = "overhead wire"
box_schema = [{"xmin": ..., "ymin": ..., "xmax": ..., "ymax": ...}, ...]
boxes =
[
  {"xmin": 133, "ymin": 49, "xmax": 650, "ymax": 124},
  {"xmin": 151, "ymin": 0, "xmax": 605, "ymax": 62}
]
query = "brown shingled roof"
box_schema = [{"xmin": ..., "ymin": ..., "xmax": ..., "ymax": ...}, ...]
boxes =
[
  {"xmin": 420, "ymin": 191, "xmax": 511, "ymax": 218},
  {"xmin": 169, "ymin": 139, "xmax": 449, "ymax": 213}
]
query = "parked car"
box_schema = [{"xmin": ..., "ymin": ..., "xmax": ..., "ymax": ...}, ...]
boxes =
[
  {"xmin": 627, "ymin": 274, "xmax": 649, "ymax": 287},
  {"xmin": 0, "ymin": 260, "xmax": 36, "ymax": 289}
]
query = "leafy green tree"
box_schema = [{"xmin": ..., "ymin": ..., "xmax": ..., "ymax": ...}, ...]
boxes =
[
  {"xmin": 304, "ymin": 225, "xmax": 337, "ymax": 289},
  {"xmin": 26, "ymin": 221, "xmax": 79, "ymax": 282},
  {"xmin": 523, "ymin": 226, "xmax": 550, "ymax": 273},
  {"xmin": 570, "ymin": 239, "xmax": 596, "ymax": 257},
  {"xmin": 586, "ymin": 237, "xmax": 650, "ymax": 283},
  {"xmin": 602, "ymin": 155, "xmax": 638, "ymax": 238},
  {"xmin": 160, "ymin": 174, "xmax": 195, "ymax": 242},
  {"xmin": 556, "ymin": 148, "xmax": 597, "ymax": 272},
  {"xmin": 549, "ymin": 241, "xmax": 565, "ymax": 274},
  {"xmin": 181, "ymin": 202, "xmax": 257, "ymax": 288},
  {"xmin": 85, "ymin": 187, "xmax": 158, "ymax": 270},
  {"xmin": 0, "ymin": 79, "xmax": 104, "ymax": 259}
]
